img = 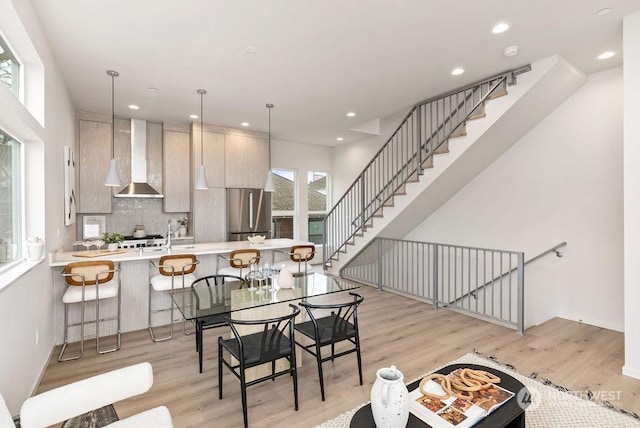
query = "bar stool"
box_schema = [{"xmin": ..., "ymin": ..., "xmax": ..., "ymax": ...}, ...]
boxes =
[
  {"xmin": 148, "ymin": 254, "xmax": 198, "ymax": 342},
  {"xmin": 59, "ymin": 260, "xmax": 121, "ymax": 362},
  {"xmin": 273, "ymin": 244, "xmax": 315, "ymax": 274},
  {"xmin": 216, "ymin": 249, "xmax": 260, "ymax": 278}
]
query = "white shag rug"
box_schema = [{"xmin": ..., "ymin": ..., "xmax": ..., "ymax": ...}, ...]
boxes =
[{"xmin": 317, "ymin": 352, "xmax": 640, "ymax": 428}]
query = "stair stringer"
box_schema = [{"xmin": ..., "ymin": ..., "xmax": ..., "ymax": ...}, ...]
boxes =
[{"xmin": 328, "ymin": 55, "xmax": 586, "ymax": 275}]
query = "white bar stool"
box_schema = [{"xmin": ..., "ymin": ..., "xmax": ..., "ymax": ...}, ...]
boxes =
[
  {"xmin": 59, "ymin": 260, "xmax": 121, "ymax": 362},
  {"xmin": 148, "ymin": 254, "xmax": 198, "ymax": 342}
]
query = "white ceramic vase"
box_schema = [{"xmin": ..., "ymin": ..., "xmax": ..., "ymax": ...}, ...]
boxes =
[
  {"xmin": 370, "ymin": 365, "xmax": 409, "ymax": 428},
  {"xmin": 107, "ymin": 243, "xmax": 119, "ymax": 251},
  {"xmin": 178, "ymin": 226, "xmax": 187, "ymax": 237}
]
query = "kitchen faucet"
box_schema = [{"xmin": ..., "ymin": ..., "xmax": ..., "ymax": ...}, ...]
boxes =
[{"xmin": 164, "ymin": 220, "xmax": 172, "ymax": 249}]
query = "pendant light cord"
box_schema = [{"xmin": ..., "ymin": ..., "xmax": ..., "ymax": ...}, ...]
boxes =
[
  {"xmin": 198, "ymin": 89, "xmax": 207, "ymax": 166},
  {"xmin": 266, "ymin": 103, "xmax": 273, "ymax": 169}
]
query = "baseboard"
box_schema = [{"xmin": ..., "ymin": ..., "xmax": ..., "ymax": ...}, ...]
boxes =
[
  {"xmin": 555, "ymin": 312, "xmax": 624, "ymax": 333},
  {"xmin": 622, "ymin": 364, "xmax": 640, "ymax": 380}
]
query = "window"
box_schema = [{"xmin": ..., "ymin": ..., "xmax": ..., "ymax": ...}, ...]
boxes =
[
  {"xmin": 307, "ymin": 171, "xmax": 328, "ymax": 244},
  {"xmin": 0, "ymin": 129, "xmax": 22, "ymax": 268},
  {"xmin": 0, "ymin": 35, "xmax": 20, "ymax": 97},
  {"xmin": 271, "ymin": 169, "xmax": 296, "ymax": 239}
]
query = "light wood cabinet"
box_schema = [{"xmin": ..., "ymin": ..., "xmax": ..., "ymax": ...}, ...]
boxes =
[
  {"xmin": 192, "ymin": 123, "xmax": 226, "ymax": 188},
  {"xmin": 77, "ymin": 112, "xmax": 112, "ymax": 213},
  {"xmin": 225, "ymin": 133, "xmax": 269, "ymax": 188},
  {"xmin": 163, "ymin": 123, "xmax": 191, "ymax": 212}
]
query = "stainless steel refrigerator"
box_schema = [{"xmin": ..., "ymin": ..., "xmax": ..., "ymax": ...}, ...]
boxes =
[{"xmin": 226, "ymin": 188, "xmax": 272, "ymax": 241}]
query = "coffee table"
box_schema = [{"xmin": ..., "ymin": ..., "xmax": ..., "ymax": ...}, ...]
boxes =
[{"xmin": 350, "ymin": 363, "xmax": 527, "ymax": 427}]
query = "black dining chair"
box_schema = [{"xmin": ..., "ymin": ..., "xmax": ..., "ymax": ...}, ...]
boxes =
[
  {"xmin": 218, "ymin": 304, "xmax": 300, "ymax": 428},
  {"xmin": 294, "ymin": 292, "xmax": 364, "ymax": 401},
  {"xmin": 190, "ymin": 274, "xmax": 246, "ymax": 373}
]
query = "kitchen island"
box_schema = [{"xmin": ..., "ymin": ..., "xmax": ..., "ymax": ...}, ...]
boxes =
[{"xmin": 49, "ymin": 238, "xmax": 314, "ymax": 344}]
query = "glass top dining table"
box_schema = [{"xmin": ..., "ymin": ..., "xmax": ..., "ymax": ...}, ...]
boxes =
[{"xmin": 170, "ymin": 272, "xmax": 359, "ymax": 321}]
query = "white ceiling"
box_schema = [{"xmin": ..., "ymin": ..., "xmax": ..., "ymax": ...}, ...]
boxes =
[{"xmin": 30, "ymin": 0, "xmax": 640, "ymax": 146}]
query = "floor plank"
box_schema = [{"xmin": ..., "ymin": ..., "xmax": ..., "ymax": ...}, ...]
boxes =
[{"xmin": 37, "ymin": 283, "xmax": 640, "ymax": 427}]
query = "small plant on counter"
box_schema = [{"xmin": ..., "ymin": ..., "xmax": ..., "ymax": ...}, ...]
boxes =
[{"xmin": 102, "ymin": 232, "xmax": 124, "ymax": 244}]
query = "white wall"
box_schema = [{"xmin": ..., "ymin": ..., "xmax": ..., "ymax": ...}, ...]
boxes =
[
  {"xmin": 623, "ymin": 11, "xmax": 640, "ymax": 379},
  {"xmin": 408, "ymin": 66, "xmax": 624, "ymax": 331},
  {"xmin": 331, "ymin": 108, "xmax": 410, "ymax": 203},
  {"xmin": 0, "ymin": 0, "xmax": 76, "ymax": 415},
  {"xmin": 272, "ymin": 138, "xmax": 332, "ymax": 240}
]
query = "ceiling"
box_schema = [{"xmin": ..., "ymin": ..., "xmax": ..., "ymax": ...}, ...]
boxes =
[{"xmin": 30, "ymin": 0, "xmax": 640, "ymax": 147}]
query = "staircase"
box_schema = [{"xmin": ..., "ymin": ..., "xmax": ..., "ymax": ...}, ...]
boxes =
[{"xmin": 323, "ymin": 55, "xmax": 586, "ymax": 274}]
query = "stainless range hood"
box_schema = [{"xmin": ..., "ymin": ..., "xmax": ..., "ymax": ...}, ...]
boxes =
[{"xmin": 115, "ymin": 119, "xmax": 163, "ymax": 199}]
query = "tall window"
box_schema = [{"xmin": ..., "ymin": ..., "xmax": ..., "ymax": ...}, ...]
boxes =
[
  {"xmin": 271, "ymin": 169, "xmax": 295, "ymax": 239},
  {"xmin": 0, "ymin": 35, "xmax": 20, "ymax": 97},
  {"xmin": 0, "ymin": 129, "xmax": 22, "ymax": 268},
  {"xmin": 307, "ymin": 171, "xmax": 328, "ymax": 244}
]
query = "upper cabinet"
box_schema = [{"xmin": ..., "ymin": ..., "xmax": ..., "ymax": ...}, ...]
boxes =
[
  {"xmin": 163, "ymin": 123, "xmax": 191, "ymax": 212},
  {"xmin": 77, "ymin": 111, "xmax": 112, "ymax": 213},
  {"xmin": 225, "ymin": 132, "xmax": 269, "ymax": 188}
]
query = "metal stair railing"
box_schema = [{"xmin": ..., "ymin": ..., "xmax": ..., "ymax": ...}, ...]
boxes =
[
  {"xmin": 340, "ymin": 237, "xmax": 526, "ymax": 333},
  {"xmin": 322, "ymin": 65, "xmax": 531, "ymax": 269}
]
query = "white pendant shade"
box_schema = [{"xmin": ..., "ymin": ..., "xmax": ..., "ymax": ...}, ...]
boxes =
[
  {"xmin": 264, "ymin": 170, "xmax": 275, "ymax": 192},
  {"xmin": 104, "ymin": 158, "xmax": 122, "ymax": 187},
  {"xmin": 195, "ymin": 164, "xmax": 209, "ymax": 189}
]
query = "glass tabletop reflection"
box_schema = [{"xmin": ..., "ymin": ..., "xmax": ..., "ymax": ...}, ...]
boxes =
[{"xmin": 170, "ymin": 272, "xmax": 358, "ymax": 321}]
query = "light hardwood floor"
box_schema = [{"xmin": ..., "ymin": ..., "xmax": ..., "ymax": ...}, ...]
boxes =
[{"xmin": 38, "ymin": 283, "xmax": 640, "ymax": 427}]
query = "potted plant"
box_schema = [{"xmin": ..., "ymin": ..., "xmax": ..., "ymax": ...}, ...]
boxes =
[
  {"xmin": 177, "ymin": 217, "xmax": 188, "ymax": 237},
  {"xmin": 102, "ymin": 232, "xmax": 124, "ymax": 251}
]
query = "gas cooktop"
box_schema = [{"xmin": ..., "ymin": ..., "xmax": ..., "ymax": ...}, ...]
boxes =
[{"xmin": 122, "ymin": 234, "xmax": 164, "ymax": 240}]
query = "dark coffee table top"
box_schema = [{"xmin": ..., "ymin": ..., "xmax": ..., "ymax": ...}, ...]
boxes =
[{"xmin": 350, "ymin": 363, "xmax": 527, "ymax": 428}]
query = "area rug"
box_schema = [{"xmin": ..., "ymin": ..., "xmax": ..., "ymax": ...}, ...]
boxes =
[
  {"xmin": 61, "ymin": 404, "xmax": 118, "ymax": 428},
  {"xmin": 317, "ymin": 351, "xmax": 640, "ymax": 427}
]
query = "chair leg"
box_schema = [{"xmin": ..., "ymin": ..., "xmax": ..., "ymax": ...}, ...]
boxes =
[
  {"xmin": 198, "ymin": 326, "xmax": 204, "ymax": 374},
  {"xmin": 96, "ymin": 292, "xmax": 121, "ymax": 355},
  {"xmin": 355, "ymin": 336, "xmax": 363, "ymax": 385},
  {"xmin": 240, "ymin": 372, "xmax": 249, "ymax": 428},
  {"xmin": 58, "ymin": 302, "xmax": 82, "ymax": 362},
  {"xmin": 315, "ymin": 343, "xmax": 326, "ymax": 401},
  {"xmin": 292, "ymin": 357, "xmax": 299, "ymax": 411},
  {"xmin": 218, "ymin": 341, "xmax": 223, "ymax": 399},
  {"xmin": 148, "ymin": 285, "xmax": 173, "ymax": 342}
]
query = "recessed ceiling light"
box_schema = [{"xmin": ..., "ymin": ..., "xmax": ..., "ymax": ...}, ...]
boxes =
[
  {"xmin": 346, "ymin": 112, "xmax": 356, "ymax": 117},
  {"xmin": 451, "ymin": 67, "xmax": 465, "ymax": 76},
  {"xmin": 246, "ymin": 46, "xmax": 258, "ymax": 54},
  {"xmin": 491, "ymin": 22, "xmax": 510, "ymax": 34},
  {"xmin": 128, "ymin": 104, "xmax": 140, "ymax": 110},
  {"xmin": 503, "ymin": 46, "xmax": 519, "ymax": 57},
  {"xmin": 336, "ymin": 137, "xmax": 344, "ymax": 141},
  {"xmin": 598, "ymin": 51, "xmax": 615, "ymax": 60},
  {"xmin": 148, "ymin": 87, "xmax": 158, "ymax": 93},
  {"xmin": 596, "ymin": 7, "xmax": 612, "ymax": 16},
  {"xmin": 241, "ymin": 122, "xmax": 250, "ymax": 127},
  {"xmin": 190, "ymin": 114, "xmax": 199, "ymax": 119}
]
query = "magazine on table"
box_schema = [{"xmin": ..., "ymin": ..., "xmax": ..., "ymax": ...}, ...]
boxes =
[{"xmin": 408, "ymin": 368, "xmax": 514, "ymax": 428}]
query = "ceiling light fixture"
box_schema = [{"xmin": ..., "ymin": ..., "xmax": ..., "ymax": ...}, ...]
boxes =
[
  {"xmin": 195, "ymin": 89, "xmax": 209, "ymax": 190},
  {"xmin": 128, "ymin": 104, "xmax": 140, "ymax": 110},
  {"xmin": 104, "ymin": 70, "xmax": 122, "ymax": 187},
  {"xmin": 336, "ymin": 137, "xmax": 344, "ymax": 141},
  {"xmin": 451, "ymin": 67, "xmax": 465, "ymax": 76},
  {"xmin": 264, "ymin": 103, "xmax": 275, "ymax": 192},
  {"xmin": 149, "ymin": 87, "xmax": 158, "ymax": 93},
  {"xmin": 190, "ymin": 114, "xmax": 198, "ymax": 119},
  {"xmin": 491, "ymin": 22, "xmax": 510, "ymax": 34},
  {"xmin": 596, "ymin": 7, "xmax": 612, "ymax": 16},
  {"xmin": 598, "ymin": 51, "xmax": 615, "ymax": 60},
  {"xmin": 241, "ymin": 122, "xmax": 250, "ymax": 127},
  {"xmin": 246, "ymin": 46, "xmax": 258, "ymax": 54},
  {"xmin": 346, "ymin": 112, "xmax": 356, "ymax": 117}
]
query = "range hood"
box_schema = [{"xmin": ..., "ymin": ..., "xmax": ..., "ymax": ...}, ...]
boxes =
[{"xmin": 115, "ymin": 119, "xmax": 163, "ymax": 198}]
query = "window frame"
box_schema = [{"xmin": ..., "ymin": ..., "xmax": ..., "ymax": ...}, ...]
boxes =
[{"xmin": 0, "ymin": 128, "xmax": 24, "ymax": 274}]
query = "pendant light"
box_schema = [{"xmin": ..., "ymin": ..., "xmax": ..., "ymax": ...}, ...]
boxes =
[
  {"xmin": 264, "ymin": 103, "xmax": 275, "ymax": 192},
  {"xmin": 195, "ymin": 89, "xmax": 209, "ymax": 190},
  {"xmin": 104, "ymin": 70, "xmax": 122, "ymax": 187}
]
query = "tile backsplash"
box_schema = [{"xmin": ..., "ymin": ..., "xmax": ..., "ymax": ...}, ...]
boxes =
[{"xmin": 76, "ymin": 198, "xmax": 188, "ymax": 238}]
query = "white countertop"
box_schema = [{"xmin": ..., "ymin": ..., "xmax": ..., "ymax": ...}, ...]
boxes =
[{"xmin": 49, "ymin": 238, "xmax": 310, "ymax": 267}]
